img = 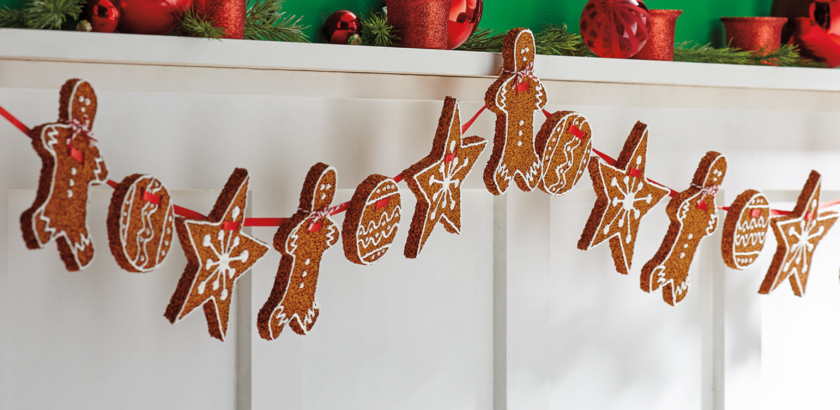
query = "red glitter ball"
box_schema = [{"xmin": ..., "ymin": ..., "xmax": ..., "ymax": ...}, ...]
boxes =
[
  {"xmin": 386, "ymin": 0, "xmax": 453, "ymax": 49},
  {"xmin": 193, "ymin": 0, "xmax": 245, "ymax": 39},
  {"xmin": 115, "ymin": 0, "xmax": 192, "ymax": 35},
  {"xmin": 447, "ymin": 0, "xmax": 483, "ymax": 49},
  {"xmin": 323, "ymin": 10, "xmax": 362, "ymax": 44},
  {"xmin": 580, "ymin": 0, "xmax": 651, "ymax": 58}
]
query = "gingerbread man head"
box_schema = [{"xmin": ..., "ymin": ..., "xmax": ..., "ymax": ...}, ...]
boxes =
[
  {"xmin": 503, "ymin": 28, "xmax": 536, "ymax": 73},
  {"xmin": 59, "ymin": 79, "xmax": 97, "ymax": 128},
  {"xmin": 299, "ymin": 164, "xmax": 336, "ymax": 212},
  {"xmin": 695, "ymin": 152, "xmax": 727, "ymax": 189}
]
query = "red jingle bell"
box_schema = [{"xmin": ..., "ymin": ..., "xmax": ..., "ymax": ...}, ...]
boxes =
[
  {"xmin": 115, "ymin": 0, "xmax": 193, "ymax": 35},
  {"xmin": 323, "ymin": 10, "xmax": 362, "ymax": 44},
  {"xmin": 447, "ymin": 0, "xmax": 483, "ymax": 49},
  {"xmin": 84, "ymin": 0, "xmax": 120, "ymax": 33},
  {"xmin": 580, "ymin": 0, "xmax": 651, "ymax": 58}
]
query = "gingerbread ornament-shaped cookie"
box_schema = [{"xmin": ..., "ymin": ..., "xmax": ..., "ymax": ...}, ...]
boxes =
[
  {"xmin": 403, "ymin": 97, "xmax": 487, "ymax": 259},
  {"xmin": 641, "ymin": 152, "xmax": 727, "ymax": 306},
  {"xmin": 164, "ymin": 168, "xmax": 269, "ymax": 341},
  {"xmin": 258, "ymin": 163, "xmax": 340, "ymax": 339},
  {"xmin": 759, "ymin": 171, "xmax": 838, "ymax": 296},
  {"xmin": 535, "ymin": 111, "xmax": 593, "ymax": 196},
  {"xmin": 484, "ymin": 27, "xmax": 547, "ymax": 195},
  {"xmin": 343, "ymin": 174, "xmax": 401, "ymax": 265},
  {"xmin": 577, "ymin": 121, "xmax": 671, "ymax": 275},
  {"xmin": 720, "ymin": 189, "xmax": 771, "ymax": 270},
  {"xmin": 106, "ymin": 174, "xmax": 175, "ymax": 273},
  {"xmin": 20, "ymin": 79, "xmax": 109, "ymax": 271}
]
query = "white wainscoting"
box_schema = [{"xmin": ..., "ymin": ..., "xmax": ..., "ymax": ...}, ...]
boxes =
[{"xmin": 2, "ymin": 29, "xmax": 840, "ymax": 410}]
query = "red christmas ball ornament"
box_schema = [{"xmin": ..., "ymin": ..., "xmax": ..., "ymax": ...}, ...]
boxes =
[
  {"xmin": 323, "ymin": 10, "xmax": 362, "ymax": 44},
  {"xmin": 115, "ymin": 0, "xmax": 193, "ymax": 35},
  {"xmin": 447, "ymin": 0, "xmax": 482, "ymax": 49},
  {"xmin": 580, "ymin": 0, "xmax": 651, "ymax": 58},
  {"xmin": 83, "ymin": 0, "xmax": 120, "ymax": 33}
]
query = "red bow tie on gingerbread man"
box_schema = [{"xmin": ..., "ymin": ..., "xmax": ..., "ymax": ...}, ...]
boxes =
[{"xmin": 21, "ymin": 79, "xmax": 109, "ymax": 271}]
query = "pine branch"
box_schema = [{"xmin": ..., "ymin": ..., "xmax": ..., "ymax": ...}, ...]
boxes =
[
  {"xmin": 23, "ymin": 0, "xmax": 85, "ymax": 30},
  {"xmin": 360, "ymin": 11, "xmax": 399, "ymax": 47},
  {"xmin": 458, "ymin": 25, "xmax": 591, "ymax": 56},
  {"xmin": 674, "ymin": 41, "xmax": 814, "ymax": 67},
  {"xmin": 0, "ymin": 6, "xmax": 26, "ymax": 27},
  {"xmin": 244, "ymin": 0, "xmax": 309, "ymax": 42},
  {"xmin": 180, "ymin": 9, "xmax": 225, "ymax": 39},
  {"xmin": 456, "ymin": 28, "xmax": 504, "ymax": 52}
]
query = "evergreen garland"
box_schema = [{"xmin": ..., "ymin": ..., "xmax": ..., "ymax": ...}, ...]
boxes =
[
  {"xmin": 180, "ymin": 9, "xmax": 225, "ymax": 39},
  {"xmin": 458, "ymin": 24, "xmax": 591, "ymax": 57},
  {"xmin": 360, "ymin": 11, "xmax": 399, "ymax": 47},
  {"xmin": 674, "ymin": 41, "xmax": 820, "ymax": 67},
  {"xmin": 244, "ymin": 0, "xmax": 309, "ymax": 42},
  {"xmin": 0, "ymin": 0, "xmax": 84, "ymax": 30}
]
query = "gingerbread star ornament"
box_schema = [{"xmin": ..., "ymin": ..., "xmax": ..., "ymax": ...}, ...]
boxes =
[
  {"xmin": 21, "ymin": 79, "xmax": 109, "ymax": 271},
  {"xmin": 258, "ymin": 163, "xmax": 340, "ymax": 338},
  {"xmin": 759, "ymin": 170, "xmax": 838, "ymax": 296},
  {"xmin": 578, "ymin": 121, "xmax": 671, "ymax": 275},
  {"xmin": 164, "ymin": 168, "xmax": 269, "ymax": 341},
  {"xmin": 403, "ymin": 97, "xmax": 487, "ymax": 258}
]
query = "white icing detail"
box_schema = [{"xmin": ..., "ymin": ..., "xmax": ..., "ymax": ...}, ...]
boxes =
[
  {"xmin": 67, "ymin": 190, "xmax": 73, "ymax": 198},
  {"xmin": 69, "ymin": 179, "xmax": 74, "ymax": 187}
]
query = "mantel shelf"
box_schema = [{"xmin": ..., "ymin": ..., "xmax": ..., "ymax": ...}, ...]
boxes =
[{"xmin": 0, "ymin": 28, "xmax": 838, "ymax": 92}]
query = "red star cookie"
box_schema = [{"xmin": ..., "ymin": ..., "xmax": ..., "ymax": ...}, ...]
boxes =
[
  {"xmin": 403, "ymin": 97, "xmax": 487, "ymax": 259},
  {"xmin": 20, "ymin": 79, "xmax": 109, "ymax": 271},
  {"xmin": 258, "ymin": 163, "xmax": 340, "ymax": 338},
  {"xmin": 759, "ymin": 170, "xmax": 838, "ymax": 296},
  {"xmin": 164, "ymin": 168, "xmax": 269, "ymax": 341},
  {"xmin": 641, "ymin": 152, "xmax": 727, "ymax": 306},
  {"xmin": 484, "ymin": 28, "xmax": 547, "ymax": 195},
  {"xmin": 577, "ymin": 121, "xmax": 670, "ymax": 275}
]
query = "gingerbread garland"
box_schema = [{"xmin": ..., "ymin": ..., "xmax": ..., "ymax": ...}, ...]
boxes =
[
  {"xmin": 720, "ymin": 189, "xmax": 771, "ymax": 270},
  {"xmin": 342, "ymin": 174, "xmax": 402, "ymax": 265},
  {"xmin": 578, "ymin": 121, "xmax": 671, "ymax": 275},
  {"xmin": 258, "ymin": 163, "xmax": 340, "ymax": 338},
  {"xmin": 759, "ymin": 171, "xmax": 838, "ymax": 296},
  {"xmin": 403, "ymin": 97, "xmax": 487, "ymax": 259},
  {"xmin": 20, "ymin": 79, "xmax": 109, "ymax": 271},
  {"xmin": 641, "ymin": 152, "xmax": 727, "ymax": 306},
  {"xmin": 535, "ymin": 111, "xmax": 593, "ymax": 196},
  {"xmin": 106, "ymin": 174, "xmax": 175, "ymax": 273},
  {"xmin": 164, "ymin": 168, "xmax": 269, "ymax": 341},
  {"xmin": 483, "ymin": 27, "xmax": 547, "ymax": 195}
]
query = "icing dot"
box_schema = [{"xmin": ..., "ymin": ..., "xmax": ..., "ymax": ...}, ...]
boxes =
[
  {"xmin": 680, "ymin": 252, "xmax": 685, "ymax": 258},
  {"xmin": 688, "ymin": 234, "xmax": 694, "ymax": 240},
  {"xmin": 683, "ymin": 243, "xmax": 688, "ymax": 248},
  {"xmin": 71, "ymin": 168, "xmax": 77, "ymax": 175},
  {"xmin": 305, "ymin": 259, "xmax": 310, "ymax": 265},
  {"xmin": 519, "ymin": 120, "xmax": 524, "ymax": 126},
  {"xmin": 517, "ymin": 141, "xmax": 522, "ymax": 146},
  {"xmin": 69, "ymin": 179, "xmax": 74, "ymax": 187},
  {"xmin": 85, "ymin": 98, "xmax": 90, "ymax": 106},
  {"xmin": 81, "ymin": 107, "xmax": 86, "ymax": 113},
  {"xmin": 302, "ymin": 271, "xmax": 307, "ymax": 277},
  {"xmin": 299, "ymin": 283, "xmax": 304, "ymax": 289},
  {"xmin": 78, "ymin": 96, "xmax": 84, "ymax": 103},
  {"xmin": 67, "ymin": 190, "xmax": 73, "ymax": 198},
  {"xmin": 221, "ymin": 289, "xmax": 228, "ymax": 300}
]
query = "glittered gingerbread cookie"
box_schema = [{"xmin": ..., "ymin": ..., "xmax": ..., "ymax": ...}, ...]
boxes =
[
  {"xmin": 106, "ymin": 174, "xmax": 175, "ymax": 273},
  {"xmin": 641, "ymin": 152, "xmax": 727, "ymax": 306},
  {"xmin": 578, "ymin": 121, "xmax": 671, "ymax": 275},
  {"xmin": 720, "ymin": 189, "xmax": 771, "ymax": 270},
  {"xmin": 759, "ymin": 171, "xmax": 838, "ymax": 296},
  {"xmin": 483, "ymin": 27, "xmax": 547, "ymax": 195},
  {"xmin": 403, "ymin": 97, "xmax": 487, "ymax": 259},
  {"xmin": 342, "ymin": 174, "xmax": 401, "ymax": 265},
  {"xmin": 258, "ymin": 163, "xmax": 341, "ymax": 338},
  {"xmin": 535, "ymin": 111, "xmax": 593, "ymax": 196},
  {"xmin": 20, "ymin": 79, "xmax": 109, "ymax": 271},
  {"xmin": 164, "ymin": 168, "xmax": 269, "ymax": 340}
]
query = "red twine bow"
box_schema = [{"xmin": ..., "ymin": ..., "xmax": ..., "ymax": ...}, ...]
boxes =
[
  {"xmin": 692, "ymin": 184, "xmax": 720, "ymax": 209},
  {"xmin": 504, "ymin": 62, "xmax": 537, "ymax": 92}
]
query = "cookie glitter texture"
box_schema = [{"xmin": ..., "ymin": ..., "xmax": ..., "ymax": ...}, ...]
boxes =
[
  {"xmin": 343, "ymin": 174, "xmax": 402, "ymax": 265},
  {"xmin": 720, "ymin": 189, "xmax": 770, "ymax": 270}
]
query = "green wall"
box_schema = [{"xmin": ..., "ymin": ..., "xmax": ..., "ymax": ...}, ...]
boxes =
[{"xmin": 1, "ymin": 0, "xmax": 774, "ymax": 46}]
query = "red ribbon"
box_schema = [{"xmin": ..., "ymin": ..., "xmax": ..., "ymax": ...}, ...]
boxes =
[
  {"xmin": 142, "ymin": 190, "xmax": 160, "ymax": 205},
  {"xmin": 173, "ymin": 205, "xmax": 207, "ymax": 221},
  {"xmin": 376, "ymin": 197, "xmax": 390, "ymax": 209},
  {"xmin": 244, "ymin": 218, "xmax": 286, "ymax": 227},
  {"xmin": 461, "ymin": 106, "xmax": 486, "ymax": 134},
  {"xmin": 223, "ymin": 221, "xmax": 239, "ymax": 230},
  {"xmin": 0, "ymin": 104, "xmax": 30, "ymax": 135},
  {"xmin": 69, "ymin": 146, "xmax": 83, "ymax": 163},
  {"xmin": 106, "ymin": 179, "xmax": 119, "ymax": 189},
  {"xmin": 570, "ymin": 125, "xmax": 585, "ymax": 140},
  {"xmin": 504, "ymin": 62, "xmax": 537, "ymax": 92}
]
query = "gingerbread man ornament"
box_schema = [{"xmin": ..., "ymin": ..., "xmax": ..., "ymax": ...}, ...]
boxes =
[
  {"xmin": 20, "ymin": 79, "xmax": 108, "ymax": 271},
  {"xmin": 258, "ymin": 163, "xmax": 340, "ymax": 339},
  {"xmin": 641, "ymin": 152, "xmax": 727, "ymax": 306},
  {"xmin": 484, "ymin": 27, "xmax": 547, "ymax": 195}
]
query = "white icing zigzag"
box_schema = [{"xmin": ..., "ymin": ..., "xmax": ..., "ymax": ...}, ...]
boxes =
[{"xmin": 357, "ymin": 208, "xmax": 401, "ymax": 248}]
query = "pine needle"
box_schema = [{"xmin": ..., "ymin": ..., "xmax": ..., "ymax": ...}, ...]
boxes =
[
  {"xmin": 674, "ymin": 41, "xmax": 812, "ymax": 67},
  {"xmin": 360, "ymin": 11, "xmax": 399, "ymax": 47},
  {"xmin": 180, "ymin": 9, "xmax": 225, "ymax": 39},
  {"xmin": 0, "ymin": 6, "xmax": 26, "ymax": 27},
  {"xmin": 458, "ymin": 25, "xmax": 590, "ymax": 56},
  {"xmin": 244, "ymin": 0, "xmax": 309, "ymax": 42},
  {"xmin": 23, "ymin": 0, "xmax": 85, "ymax": 30}
]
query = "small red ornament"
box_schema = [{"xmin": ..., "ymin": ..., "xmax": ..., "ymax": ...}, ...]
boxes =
[
  {"xmin": 447, "ymin": 0, "xmax": 482, "ymax": 49},
  {"xmin": 115, "ymin": 0, "xmax": 193, "ymax": 35},
  {"xmin": 386, "ymin": 0, "xmax": 453, "ymax": 49},
  {"xmin": 323, "ymin": 10, "xmax": 362, "ymax": 44},
  {"xmin": 580, "ymin": 0, "xmax": 651, "ymax": 58},
  {"xmin": 84, "ymin": 0, "xmax": 120, "ymax": 33}
]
